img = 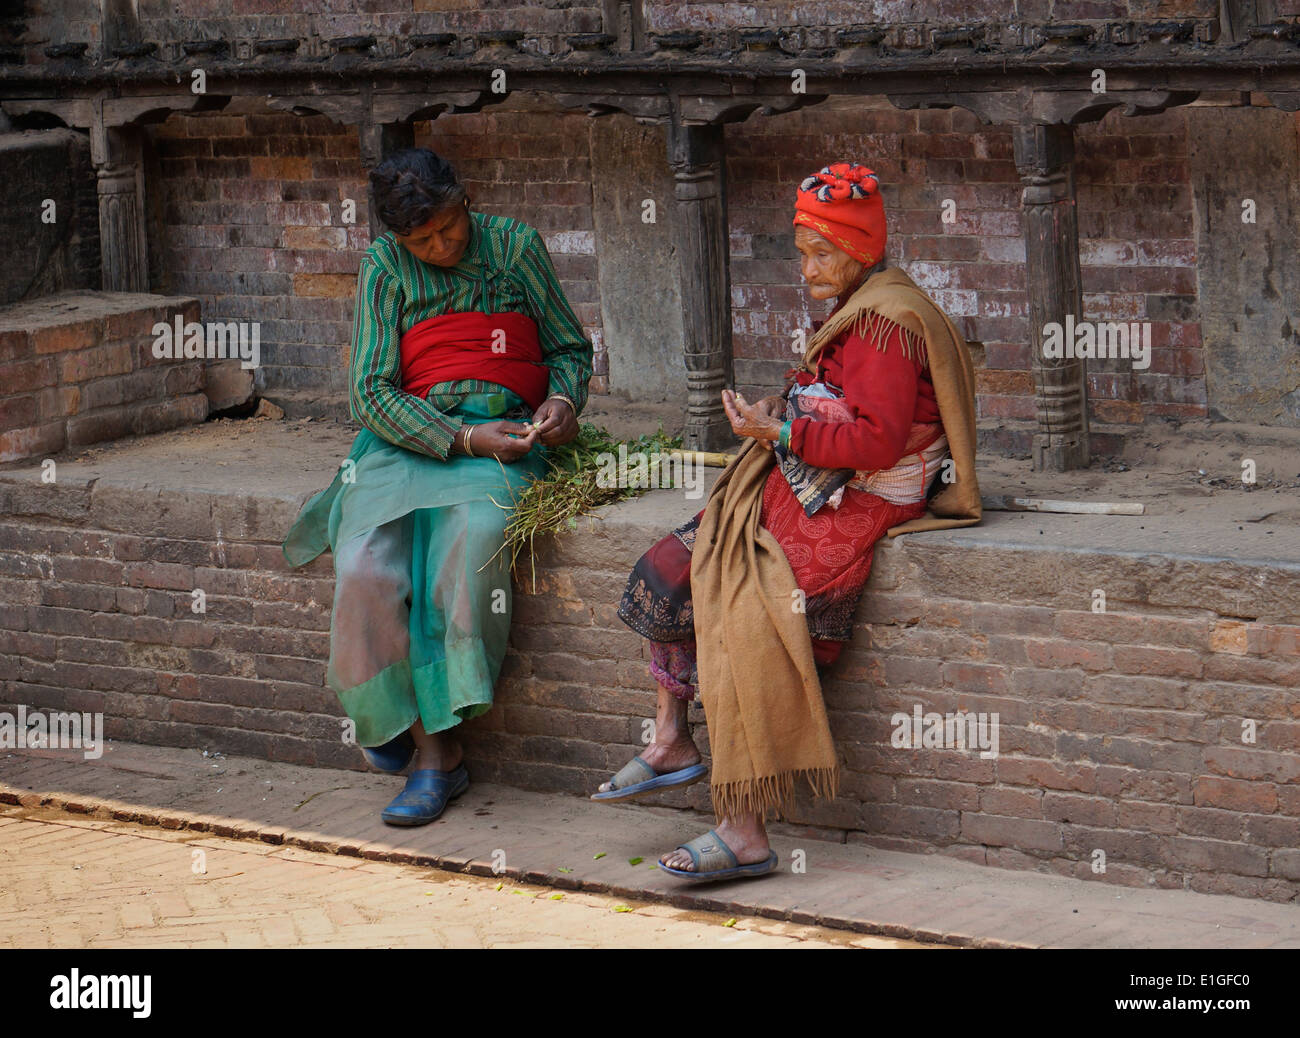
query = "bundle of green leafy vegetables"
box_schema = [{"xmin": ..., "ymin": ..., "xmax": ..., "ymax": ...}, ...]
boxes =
[{"xmin": 488, "ymin": 422, "xmax": 684, "ymax": 587}]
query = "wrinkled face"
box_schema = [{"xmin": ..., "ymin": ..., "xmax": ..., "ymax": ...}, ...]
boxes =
[
  {"xmin": 395, "ymin": 202, "xmax": 471, "ymax": 267},
  {"xmin": 795, "ymin": 225, "xmax": 866, "ymax": 301}
]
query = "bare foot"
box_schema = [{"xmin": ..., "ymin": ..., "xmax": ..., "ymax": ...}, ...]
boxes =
[
  {"xmin": 597, "ymin": 735, "xmax": 700, "ymax": 794},
  {"xmin": 659, "ymin": 814, "xmax": 771, "ymax": 871},
  {"xmin": 598, "ymin": 682, "xmax": 699, "ymax": 794},
  {"xmin": 409, "ymin": 724, "xmax": 463, "ymax": 773}
]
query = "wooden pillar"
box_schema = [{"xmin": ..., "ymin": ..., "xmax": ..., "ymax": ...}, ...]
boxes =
[
  {"xmin": 359, "ymin": 120, "xmax": 416, "ymax": 243},
  {"xmin": 91, "ymin": 124, "xmax": 148, "ymax": 293},
  {"xmin": 668, "ymin": 121, "xmax": 733, "ymax": 452},
  {"xmin": 1014, "ymin": 122, "xmax": 1089, "ymax": 471}
]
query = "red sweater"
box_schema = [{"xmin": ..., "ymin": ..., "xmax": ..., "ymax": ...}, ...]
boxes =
[{"xmin": 789, "ymin": 319, "xmax": 940, "ymax": 471}]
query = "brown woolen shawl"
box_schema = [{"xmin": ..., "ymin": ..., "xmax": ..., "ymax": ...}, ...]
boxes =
[{"xmin": 690, "ymin": 266, "xmax": 982, "ymax": 820}]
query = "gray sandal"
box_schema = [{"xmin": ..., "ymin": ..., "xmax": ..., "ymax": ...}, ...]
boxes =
[
  {"xmin": 658, "ymin": 828, "xmax": 779, "ymax": 883},
  {"xmin": 591, "ymin": 755, "xmax": 708, "ymax": 802}
]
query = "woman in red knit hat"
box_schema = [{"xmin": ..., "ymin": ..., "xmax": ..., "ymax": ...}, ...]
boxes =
[{"xmin": 599, "ymin": 162, "xmax": 981, "ymax": 882}]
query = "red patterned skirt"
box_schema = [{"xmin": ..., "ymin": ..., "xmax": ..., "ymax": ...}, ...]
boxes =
[{"xmin": 616, "ymin": 466, "xmax": 929, "ymax": 699}]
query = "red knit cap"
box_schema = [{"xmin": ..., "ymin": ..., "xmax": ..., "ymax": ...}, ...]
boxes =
[{"xmin": 792, "ymin": 163, "xmax": 886, "ymax": 266}]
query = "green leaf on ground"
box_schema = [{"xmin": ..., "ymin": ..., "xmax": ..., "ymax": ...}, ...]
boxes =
[
  {"xmin": 628, "ymin": 856, "xmax": 643, "ymax": 866},
  {"xmin": 593, "ymin": 852, "xmax": 606, "ymax": 860}
]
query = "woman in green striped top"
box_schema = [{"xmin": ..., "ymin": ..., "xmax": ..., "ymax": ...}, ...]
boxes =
[{"xmin": 283, "ymin": 149, "xmax": 593, "ymax": 826}]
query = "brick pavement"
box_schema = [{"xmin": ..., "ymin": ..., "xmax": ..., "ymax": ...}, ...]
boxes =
[
  {"xmin": 3, "ymin": 741, "xmax": 1300, "ymax": 948},
  {"xmin": 0, "ymin": 810, "xmax": 926, "ymax": 949}
]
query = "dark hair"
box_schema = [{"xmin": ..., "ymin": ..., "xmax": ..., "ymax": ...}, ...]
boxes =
[{"xmin": 369, "ymin": 148, "xmax": 467, "ymax": 235}]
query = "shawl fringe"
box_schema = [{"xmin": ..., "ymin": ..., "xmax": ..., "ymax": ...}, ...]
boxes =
[
  {"xmin": 852, "ymin": 309, "xmax": 927, "ymax": 365},
  {"xmin": 806, "ymin": 306, "xmax": 926, "ymax": 372},
  {"xmin": 710, "ymin": 765, "xmax": 841, "ymax": 822}
]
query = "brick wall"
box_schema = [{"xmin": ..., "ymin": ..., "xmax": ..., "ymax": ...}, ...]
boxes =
[
  {"xmin": 420, "ymin": 102, "xmax": 606, "ymax": 391},
  {"xmin": 1, "ymin": 472, "xmax": 1297, "ymax": 901},
  {"xmin": 727, "ymin": 100, "xmax": 1205, "ymax": 428},
  {"xmin": 0, "ymin": 292, "xmax": 207, "ymax": 464},
  {"xmin": 482, "ymin": 518, "xmax": 1300, "ymax": 902},
  {"xmin": 0, "ymin": 481, "xmax": 342, "ymax": 768},
  {"xmin": 149, "ymin": 97, "xmax": 1206, "ymax": 432},
  {"xmin": 150, "ymin": 108, "xmax": 366, "ymax": 401},
  {"xmin": 149, "ymin": 102, "xmax": 605, "ymax": 403}
]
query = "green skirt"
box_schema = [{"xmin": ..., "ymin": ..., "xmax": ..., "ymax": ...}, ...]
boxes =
[{"xmin": 282, "ymin": 391, "xmax": 546, "ymax": 746}]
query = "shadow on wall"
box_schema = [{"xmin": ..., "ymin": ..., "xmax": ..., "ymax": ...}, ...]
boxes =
[
  {"xmin": 0, "ymin": 127, "xmax": 100, "ymax": 304},
  {"xmin": 1189, "ymin": 105, "xmax": 1300, "ymax": 427}
]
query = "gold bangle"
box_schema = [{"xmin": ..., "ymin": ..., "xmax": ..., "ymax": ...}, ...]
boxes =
[
  {"xmin": 546, "ymin": 393, "xmax": 576, "ymax": 414},
  {"xmin": 462, "ymin": 426, "xmax": 475, "ymax": 457}
]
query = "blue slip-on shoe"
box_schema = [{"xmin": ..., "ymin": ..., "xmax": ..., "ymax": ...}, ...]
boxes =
[
  {"xmin": 381, "ymin": 764, "xmax": 470, "ymax": 827},
  {"xmin": 361, "ymin": 731, "xmax": 416, "ymax": 774}
]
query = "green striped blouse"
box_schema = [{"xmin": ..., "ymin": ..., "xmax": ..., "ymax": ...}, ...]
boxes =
[{"xmin": 349, "ymin": 210, "xmax": 593, "ymax": 459}]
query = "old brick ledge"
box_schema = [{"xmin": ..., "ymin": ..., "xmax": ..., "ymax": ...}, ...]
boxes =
[{"xmin": 1, "ymin": 420, "xmax": 1299, "ymax": 903}]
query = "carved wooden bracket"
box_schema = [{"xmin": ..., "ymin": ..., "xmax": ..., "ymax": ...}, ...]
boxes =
[
  {"xmin": 265, "ymin": 93, "xmax": 366, "ymax": 125},
  {"xmin": 1, "ymin": 91, "xmax": 228, "ymax": 141},
  {"xmin": 675, "ymin": 90, "xmax": 829, "ymax": 125},
  {"xmin": 266, "ymin": 89, "xmax": 500, "ymax": 146},
  {"xmin": 1039, "ymin": 88, "xmax": 1200, "ymax": 125},
  {"xmin": 369, "ymin": 90, "xmax": 498, "ymax": 124},
  {"xmin": 550, "ymin": 92, "xmax": 671, "ymax": 120},
  {"xmin": 887, "ymin": 87, "xmax": 1199, "ymax": 126},
  {"xmin": 886, "ymin": 90, "xmax": 1020, "ymax": 125},
  {"xmin": 0, "ymin": 96, "xmax": 95, "ymax": 132}
]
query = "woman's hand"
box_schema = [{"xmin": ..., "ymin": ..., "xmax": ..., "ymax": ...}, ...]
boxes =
[
  {"xmin": 753, "ymin": 395, "xmax": 786, "ymax": 421},
  {"xmin": 457, "ymin": 420, "xmax": 539, "ymax": 461},
  {"xmin": 722, "ymin": 389, "xmax": 783, "ymax": 451},
  {"xmin": 531, "ymin": 397, "xmax": 579, "ymax": 446}
]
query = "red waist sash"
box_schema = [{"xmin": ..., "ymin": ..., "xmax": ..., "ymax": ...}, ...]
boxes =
[{"xmin": 400, "ymin": 310, "xmax": 549, "ymax": 411}]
